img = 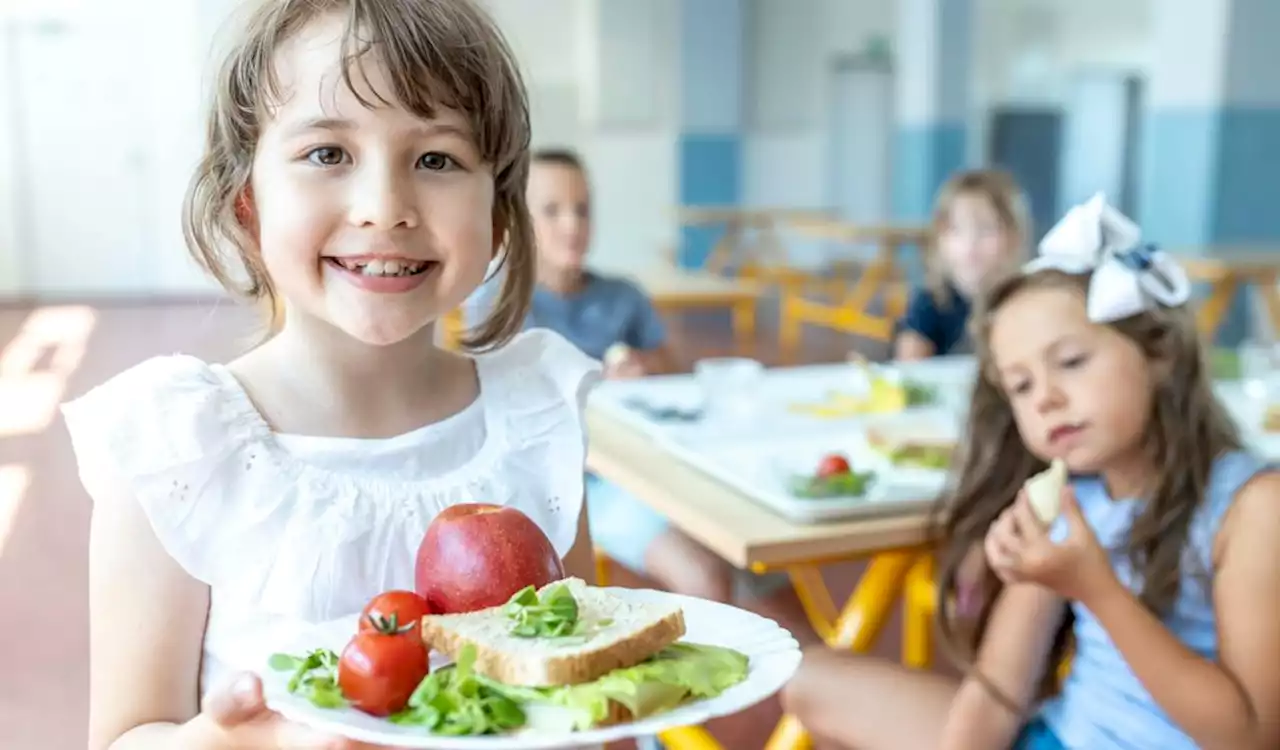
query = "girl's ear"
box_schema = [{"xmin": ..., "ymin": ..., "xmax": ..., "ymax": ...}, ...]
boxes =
[{"xmin": 234, "ymin": 186, "xmax": 258, "ymax": 233}]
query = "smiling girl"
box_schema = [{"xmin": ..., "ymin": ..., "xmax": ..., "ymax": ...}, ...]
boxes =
[{"xmin": 65, "ymin": 2, "xmax": 602, "ymax": 748}]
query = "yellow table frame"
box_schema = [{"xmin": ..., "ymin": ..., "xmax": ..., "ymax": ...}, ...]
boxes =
[
  {"xmin": 1178, "ymin": 255, "xmax": 1280, "ymax": 339},
  {"xmin": 777, "ymin": 219, "xmax": 929, "ymax": 360}
]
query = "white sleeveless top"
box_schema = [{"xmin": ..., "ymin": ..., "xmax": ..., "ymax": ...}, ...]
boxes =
[{"xmin": 62, "ymin": 328, "xmax": 601, "ymax": 702}]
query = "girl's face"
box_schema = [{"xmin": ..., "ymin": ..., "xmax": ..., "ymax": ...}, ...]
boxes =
[
  {"xmin": 988, "ymin": 284, "xmax": 1155, "ymax": 476},
  {"xmin": 938, "ymin": 192, "xmax": 1016, "ymax": 296},
  {"xmin": 248, "ymin": 15, "xmax": 497, "ymax": 346},
  {"xmin": 527, "ymin": 162, "xmax": 591, "ymax": 273}
]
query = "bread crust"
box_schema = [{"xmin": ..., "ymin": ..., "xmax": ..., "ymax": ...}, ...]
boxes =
[{"xmin": 422, "ymin": 607, "xmax": 686, "ymax": 687}]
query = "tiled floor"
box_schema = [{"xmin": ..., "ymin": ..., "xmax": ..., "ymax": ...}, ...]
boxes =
[{"xmin": 0, "ymin": 297, "xmax": 899, "ymax": 750}]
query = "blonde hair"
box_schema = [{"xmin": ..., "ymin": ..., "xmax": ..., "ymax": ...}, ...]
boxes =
[
  {"xmin": 182, "ymin": 0, "xmax": 534, "ymax": 350},
  {"xmin": 925, "ymin": 169, "xmax": 1031, "ymax": 306}
]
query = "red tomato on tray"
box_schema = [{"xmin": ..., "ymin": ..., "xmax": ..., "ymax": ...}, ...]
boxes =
[
  {"xmin": 816, "ymin": 453, "xmax": 852, "ymax": 478},
  {"xmin": 359, "ymin": 590, "xmax": 432, "ymax": 635},
  {"xmin": 338, "ymin": 613, "xmax": 431, "ymax": 716}
]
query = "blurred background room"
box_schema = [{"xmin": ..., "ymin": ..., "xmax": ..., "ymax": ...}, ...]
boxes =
[{"xmin": 2, "ymin": 0, "xmax": 1279, "ymax": 747}]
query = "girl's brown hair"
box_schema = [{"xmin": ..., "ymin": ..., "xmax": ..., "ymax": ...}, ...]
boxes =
[
  {"xmin": 926, "ymin": 169, "xmax": 1031, "ymax": 307},
  {"xmin": 182, "ymin": 0, "xmax": 533, "ymax": 350},
  {"xmin": 931, "ymin": 267, "xmax": 1240, "ymax": 707}
]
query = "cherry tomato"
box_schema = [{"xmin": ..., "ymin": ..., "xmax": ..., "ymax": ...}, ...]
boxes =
[
  {"xmin": 359, "ymin": 590, "xmax": 432, "ymax": 635},
  {"xmin": 338, "ymin": 615, "xmax": 430, "ymax": 716},
  {"xmin": 816, "ymin": 453, "xmax": 852, "ymax": 478}
]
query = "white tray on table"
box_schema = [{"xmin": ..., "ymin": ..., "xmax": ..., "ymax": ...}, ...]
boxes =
[
  {"xmin": 589, "ymin": 360, "xmax": 972, "ymax": 447},
  {"xmin": 259, "ymin": 588, "xmax": 801, "ymax": 749},
  {"xmin": 663, "ymin": 410, "xmax": 961, "ymax": 524}
]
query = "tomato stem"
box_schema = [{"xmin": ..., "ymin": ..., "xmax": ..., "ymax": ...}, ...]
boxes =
[{"xmin": 364, "ymin": 612, "xmax": 416, "ymax": 636}]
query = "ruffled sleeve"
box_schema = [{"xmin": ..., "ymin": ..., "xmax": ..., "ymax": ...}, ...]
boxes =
[
  {"xmin": 475, "ymin": 328, "xmax": 602, "ymax": 557},
  {"xmin": 60, "ymin": 355, "xmax": 262, "ymax": 586}
]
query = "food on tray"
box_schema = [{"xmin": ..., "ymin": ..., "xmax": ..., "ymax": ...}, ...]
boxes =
[
  {"xmin": 789, "ymin": 452, "xmax": 876, "ymax": 498},
  {"xmin": 270, "ymin": 578, "xmax": 750, "ymax": 736},
  {"xmin": 1024, "ymin": 458, "xmax": 1068, "ymax": 524},
  {"xmin": 1265, "ymin": 404, "xmax": 1280, "ymax": 432},
  {"xmin": 415, "ymin": 503, "xmax": 566, "ymax": 614},
  {"xmin": 787, "ymin": 372, "xmax": 936, "ymax": 418},
  {"xmin": 866, "ymin": 426, "xmax": 956, "ymax": 470}
]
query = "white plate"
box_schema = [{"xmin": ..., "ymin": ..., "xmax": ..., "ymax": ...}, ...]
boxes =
[
  {"xmin": 260, "ymin": 588, "xmax": 801, "ymax": 749},
  {"xmin": 665, "ymin": 424, "xmax": 952, "ymax": 523}
]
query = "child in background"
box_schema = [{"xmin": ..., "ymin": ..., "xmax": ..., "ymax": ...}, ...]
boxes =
[
  {"xmin": 480, "ymin": 149, "xmax": 812, "ymax": 642},
  {"xmin": 67, "ymin": 3, "xmax": 602, "ymax": 749},
  {"xmin": 783, "ymin": 195, "xmax": 1280, "ymax": 750},
  {"xmin": 895, "ymin": 169, "xmax": 1029, "ymax": 361}
]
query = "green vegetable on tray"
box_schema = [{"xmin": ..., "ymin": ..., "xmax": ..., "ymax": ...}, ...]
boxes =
[
  {"xmin": 789, "ymin": 471, "xmax": 875, "ymax": 499},
  {"xmin": 903, "ymin": 381, "xmax": 936, "ymax": 406},
  {"xmin": 789, "ymin": 453, "xmax": 876, "ymax": 498}
]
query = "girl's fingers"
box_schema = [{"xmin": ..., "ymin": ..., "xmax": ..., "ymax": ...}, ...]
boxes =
[{"xmin": 1011, "ymin": 493, "xmax": 1047, "ymax": 542}]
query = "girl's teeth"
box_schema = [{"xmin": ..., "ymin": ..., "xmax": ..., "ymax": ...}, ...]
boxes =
[{"xmin": 339, "ymin": 259, "xmax": 428, "ymax": 277}]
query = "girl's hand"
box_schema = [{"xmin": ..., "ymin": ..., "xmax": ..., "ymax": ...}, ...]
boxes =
[
  {"xmin": 984, "ymin": 486, "xmax": 1116, "ymax": 603},
  {"xmin": 195, "ymin": 673, "xmax": 405, "ymax": 750}
]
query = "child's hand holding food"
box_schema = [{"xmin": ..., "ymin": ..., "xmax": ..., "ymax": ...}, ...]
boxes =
[{"xmin": 984, "ymin": 466, "xmax": 1115, "ymax": 603}]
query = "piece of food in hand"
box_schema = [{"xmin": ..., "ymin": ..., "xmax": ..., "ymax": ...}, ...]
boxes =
[
  {"xmin": 359, "ymin": 591, "xmax": 432, "ymax": 635},
  {"xmin": 1024, "ymin": 458, "xmax": 1068, "ymax": 524},
  {"xmin": 415, "ymin": 503, "xmax": 566, "ymax": 614},
  {"xmin": 338, "ymin": 614, "xmax": 431, "ymax": 716},
  {"xmin": 604, "ymin": 343, "xmax": 632, "ymax": 366},
  {"xmin": 417, "ymin": 577, "xmax": 747, "ymax": 731}
]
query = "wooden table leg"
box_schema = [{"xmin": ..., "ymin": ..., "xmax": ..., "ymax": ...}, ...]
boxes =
[
  {"xmin": 732, "ymin": 298, "xmax": 757, "ymax": 355},
  {"xmin": 763, "ymin": 550, "xmax": 919, "ymax": 750},
  {"xmin": 1197, "ymin": 278, "xmax": 1238, "ymax": 339}
]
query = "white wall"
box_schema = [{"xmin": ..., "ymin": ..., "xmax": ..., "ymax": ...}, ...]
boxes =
[
  {"xmin": 0, "ymin": 0, "xmax": 1156, "ymax": 297},
  {"xmin": 0, "ymin": 18, "xmax": 20, "ymax": 296},
  {"xmin": 482, "ymin": 0, "xmax": 680, "ymax": 274}
]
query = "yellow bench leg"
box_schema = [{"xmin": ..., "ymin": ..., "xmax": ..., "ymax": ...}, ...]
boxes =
[
  {"xmin": 764, "ymin": 550, "xmax": 919, "ymax": 750},
  {"xmin": 658, "ymin": 724, "xmax": 723, "ymax": 750},
  {"xmin": 903, "ymin": 555, "xmax": 935, "ymax": 670}
]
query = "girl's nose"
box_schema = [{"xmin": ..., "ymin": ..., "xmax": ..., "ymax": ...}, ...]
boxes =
[{"xmin": 348, "ymin": 165, "xmax": 421, "ymax": 230}]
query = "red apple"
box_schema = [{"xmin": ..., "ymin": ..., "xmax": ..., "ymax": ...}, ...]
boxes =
[{"xmin": 415, "ymin": 503, "xmax": 565, "ymax": 613}]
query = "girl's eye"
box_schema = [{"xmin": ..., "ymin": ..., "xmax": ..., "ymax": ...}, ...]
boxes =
[
  {"xmin": 418, "ymin": 152, "xmax": 456, "ymax": 171},
  {"xmin": 1061, "ymin": 354, "xmax": 1088, "ymax": 369},
  {"xmin": 306, "ymin": 147, "xmax": 346, "ymax": 167}
]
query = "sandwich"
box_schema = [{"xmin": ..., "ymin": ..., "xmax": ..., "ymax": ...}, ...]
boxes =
[
  {"xmin": 1024, "ymin": 458, "xmax": 1067, "ymax": 524},
  {"xmin": 866, "ymin": 426, "xmax": 955, "ymax": 469},
  {"xmin": 408, "ymin": 577, "xmax": 749, "ymax": 733}
]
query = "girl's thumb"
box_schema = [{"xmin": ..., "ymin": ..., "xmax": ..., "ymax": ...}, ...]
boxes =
[{"xmin": 204, "ymin": 672, "xmax": 267, "ymax": 728}]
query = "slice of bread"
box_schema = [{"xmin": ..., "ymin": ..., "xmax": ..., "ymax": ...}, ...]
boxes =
[{"xmin": 420, "ymin": 577, "xmax": 686, "ymax": 687}]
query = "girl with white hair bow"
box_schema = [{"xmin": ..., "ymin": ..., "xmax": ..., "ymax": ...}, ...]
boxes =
[{"xmin": 783, "ymin": 194, "xmax": 1280, "ymax": 750}]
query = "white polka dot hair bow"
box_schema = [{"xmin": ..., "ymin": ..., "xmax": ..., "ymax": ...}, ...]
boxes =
[{"xmin": 1023, "ymin": 192, "xmax": 1191, "ymax": 323}]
